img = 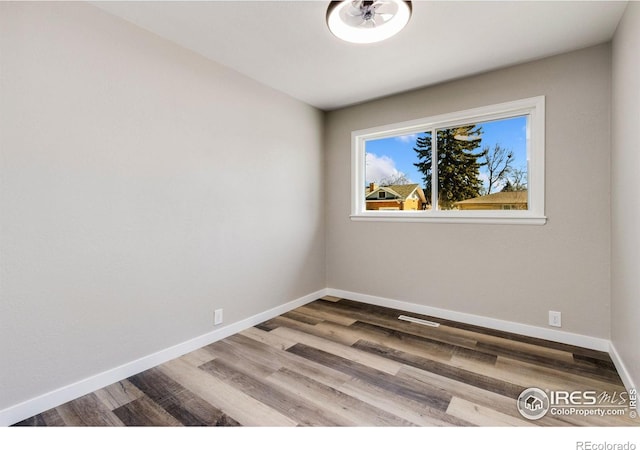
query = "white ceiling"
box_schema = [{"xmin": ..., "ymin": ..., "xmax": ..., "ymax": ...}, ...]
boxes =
[{"xmin": 93, "ymin": 1, "xmax": 628, "ymax": 110}]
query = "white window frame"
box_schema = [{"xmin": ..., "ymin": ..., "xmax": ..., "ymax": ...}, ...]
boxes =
[{"xmin": 351, "ymin": 96, "xmax": 546, "ymax": 225}]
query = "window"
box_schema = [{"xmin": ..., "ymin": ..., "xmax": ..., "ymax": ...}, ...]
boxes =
[{"xmin": 351, "ymin": 96, "xmax": 545, "ymax": 224}]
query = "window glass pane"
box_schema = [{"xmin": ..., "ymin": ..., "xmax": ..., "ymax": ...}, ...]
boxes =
[
  {"xmin": 364, "ymin": 131, "xmax": 430, "ymax": 211},
  {"xmin": 434, "ymin": 116, "xmax": 528, "ymax": 210},
  {"xmin": 479, "ymin": 115, "xmax": 529, "ymax": 210},
  {"xmin": 433, "ymin": 124, "xmax": 484, "ymax": 210}
]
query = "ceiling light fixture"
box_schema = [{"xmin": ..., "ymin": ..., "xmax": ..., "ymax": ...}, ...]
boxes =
[{"xmin": 326, "ymin": 0, "xmax": 412, "ymax": 44}]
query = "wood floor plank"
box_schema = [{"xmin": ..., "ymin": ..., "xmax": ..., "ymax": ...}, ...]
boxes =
[
  {"xmin": 336, "ymin": 375, "xmax": 474, "ymax": 426},
  {"xmin": 55, "ymin": 393, "xmax": 124, "ymax": 426},
  {"xmin": 451, "ymin": 345, "xmax": 499, "ymax": 365},
  {"xmin": 281, "ymin": 310, "xmax": 325, "ymax": 325},
  {"xmin": 295, "ymin": 303, "xmax": 359, "ymax": 326},
  {"xmin": 199, "ymin": 358, "xmax": 344, "ymax": 426},
  {"xmin": 494, "ymin": 356, "xmax": 627, "ymax": 396},
  {"xmin": 127, "ymin": 367, "xmax": 239, "ymax": 426},
  {"xmin": 456, "ymin": 324, "xmax": 615, "ymax": 362},
  {"xmin": 12, "ymin": 414, "xmax": 46, "ymax": 426},
  {"xmin": 572, "ymin": 353, "xmax": 618, "ymax": 372},
  {"xmin": 40, "ymin": 408, "xmax": 66, "ymax": 426},
  {"xmin": 319, "ymin": 299, "xmax": 549, "ymax": 352},
  {"xmin": 256, "ymin": 315, "xmax": 322, "ymax": 335},
  {"xmin": 94, "ymin": 379, "xmax": 145, "ymax": 411},
  {"xmin": 267, "ymin": 367, "xmax": 415, "ymax": 426},
  {"xmin": 314, "ymin": 299, "xmax": 473, "ymax": 337},
  {"xmin": 254, "ymin": 320, "xmax": 278, "ymax": 332},
  {"xmin": 159, "ymin": 358, "xmax": 298, "ymax": 426},
  {"xmin": 311, "ymin": 321, "xmax": 365, "ymax": 346},
  {"xmin": 320, "ymin": 295, "xmax": 342, "ymax": 302},
  {"xmin": 446, "ymin": 397, "xmax": 535, "ymax": 427},
  {"xmin": 347, "ymin": 321, "xmax": 480, "ymax": 364},
  {"xmin": 223, "ymin": 331, "xmax": 353, "ymax": 389},
  {"xmin": 439, "ymin": 353, "xmax": 633, "ymax": 425},
  {"xmin": 239, "ymin": 326, "xmax": 298, "ymax": 351},
  {"xmin": 178, "ymin": 347, "xmax": 217, "ymax": 367},
  {"xmin": 392, "ymin": 317, "xmax": 578, "ymax": 366},
  {"xmin": 318, "ymin": 299, "xmax": 609, "ymax": 368},
  {"xmin": 476, "ymin": 341, "xmax": 623, "ymax": 384},
  {"xmin": 310, "ymin": 300, "xmax": 479, "ymax": 348},
  {"xmin": 272, "ymin": 326, "xmax": 405, "ymax": 375},
  {"xmin": 471, "ymin": 331, "xmax": 576, "ymax": 364},
  {"xmin": 353, "ymin": 339, "xmax": 525, "ymax": 399},
  {"xmin": 112, "ymin": 396, "xmax": 183, "ymax": 426},
  {"xmin": 323, "ymin": 301, "xmax": 622, "ymax": 385},
  {"xmin": 257, "ymin": 312, "xmax": 363, "ymax": 347},
  {"xmin": 396, "ymin": 364, "xmax": 571, "ymax": 427},
  {"xmin": 205, "ymin": 338, "xmax": 281, "ymax": 379},
  {"xmin": 287, "ymin": 343, "xmax": 453, "ymax": 412}
]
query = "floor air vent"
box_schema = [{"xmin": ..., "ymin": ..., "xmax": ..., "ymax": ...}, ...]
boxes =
[{"xmin": 398, "ymin": 315, "xmax": 440, "ymax": 327}]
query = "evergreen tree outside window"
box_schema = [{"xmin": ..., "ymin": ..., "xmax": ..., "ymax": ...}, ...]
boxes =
[{"xmin": 413, "ymin": 125, "xmax": 486, "ymax": 210}]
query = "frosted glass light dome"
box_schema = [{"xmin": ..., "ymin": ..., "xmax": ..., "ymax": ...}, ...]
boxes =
[{"xmin": 326, "ymin": 0, "xmax": 412, "ymax": 44}]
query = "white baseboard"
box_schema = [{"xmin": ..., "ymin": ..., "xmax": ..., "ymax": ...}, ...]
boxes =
[
  {"xmin": 0, "ymin": 288, "xmax": 327, "ymax": 427},
  {"xmin": 609, "ymin": 342, "xmax": 638, "ymax": 393},
  {"xmin": 326, "ymin": 288, "xmax": 611, "ymax": 352}
]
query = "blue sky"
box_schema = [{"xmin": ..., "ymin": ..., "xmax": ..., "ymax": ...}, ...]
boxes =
[{"xmin": 365, "ymin": 116, "xmax": 528, "ymax": 191}]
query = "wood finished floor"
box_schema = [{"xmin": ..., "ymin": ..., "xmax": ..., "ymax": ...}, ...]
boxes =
[{"xmin": 13, "ymin": 296, "xmax": 638, "ymax": 427}]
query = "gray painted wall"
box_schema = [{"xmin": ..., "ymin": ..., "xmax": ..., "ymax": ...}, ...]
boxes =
[
  {"xmin": 611, "ymin": 2, "xmax": 640, "ymax": 389},
  {"xmin": 326, "ymin": 45, "xmax": 612, "ymax": 338},
  {"xmin": 0, "ymin": 3, "xmax": 325, "ymax": 410}
]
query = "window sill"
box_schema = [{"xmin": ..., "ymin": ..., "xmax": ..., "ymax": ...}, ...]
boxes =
[{"xmin": 350, "ymin": 213, "xmax": 547, "ymax": 225}]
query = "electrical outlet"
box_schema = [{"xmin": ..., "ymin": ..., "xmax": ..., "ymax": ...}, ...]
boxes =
[
  {"xmin": 214, "ymin": 309, "xmax": 223, "ymax": 325},
  {"xmin": 549, "ymin": 311, "xmax": 561, "ymax": 327}
]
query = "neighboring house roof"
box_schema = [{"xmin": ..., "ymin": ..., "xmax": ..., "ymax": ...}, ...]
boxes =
[
  {"xmin": 453, "ymin": 190, "xmax": 528, "ymax": 206},
  {"xmin": 366, "ymin": 184, "xmax": 427, "ymax": 202}
]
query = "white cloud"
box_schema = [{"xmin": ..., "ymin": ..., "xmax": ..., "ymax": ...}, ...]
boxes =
[
  {"xmin": 366, "ymin": 153, "xmax": 407, "ymax": 184},
  {"xmin": 395, "ymin": 133, "xmax": 418, "ymax": 144}
]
